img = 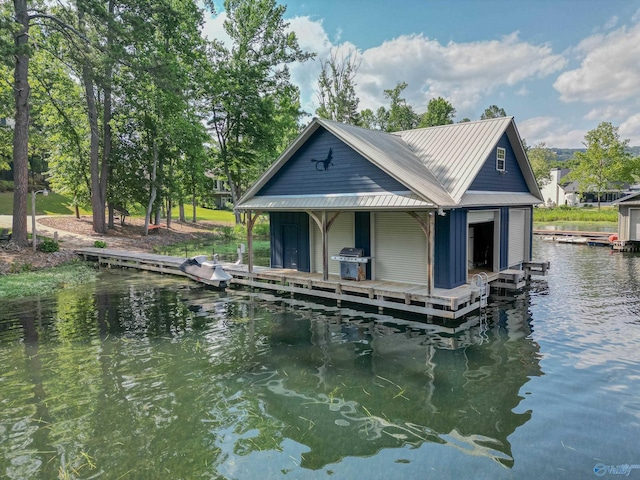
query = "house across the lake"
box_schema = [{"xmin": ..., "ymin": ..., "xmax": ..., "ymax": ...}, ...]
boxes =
[{"xmin": 232, "ymin": 117, "xmax": 547, "ymax": 318}]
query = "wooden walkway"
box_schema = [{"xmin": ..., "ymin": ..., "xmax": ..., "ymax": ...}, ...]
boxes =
[{"xmin": 76, "ymin": 248, "xmax": 548, "ymax": 320}]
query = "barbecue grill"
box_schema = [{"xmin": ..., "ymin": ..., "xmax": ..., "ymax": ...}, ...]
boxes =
[{"xmin": 331, "ymin": 247, "xmax": 369, "ymax": 281}]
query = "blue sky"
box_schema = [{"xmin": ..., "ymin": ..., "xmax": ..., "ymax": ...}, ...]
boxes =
[{"xmin": 204, "ymin": 1, "xmax": 640, "ymax": 148}]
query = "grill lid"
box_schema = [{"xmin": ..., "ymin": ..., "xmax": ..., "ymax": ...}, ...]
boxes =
[{"xmin": 339, "ymin": 247, "xmax": 365, "ymax": 258}]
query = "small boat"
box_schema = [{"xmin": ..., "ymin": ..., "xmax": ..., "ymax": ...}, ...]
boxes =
[{"xmin": 179, "ymin": 255, "xmax": 233, "ymax": 290}]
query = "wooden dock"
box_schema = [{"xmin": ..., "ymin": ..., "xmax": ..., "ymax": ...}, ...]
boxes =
[
  {"xmin": 76, "ymin": 248, "xmax": 547, "ymax": 320},
  {"xmin": 533, "ymin": 229, "xmax": 614, "ymax": 247}
]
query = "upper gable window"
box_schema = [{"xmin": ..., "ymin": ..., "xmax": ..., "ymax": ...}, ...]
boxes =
[{"xmin": 496, "ymin": 147, "xmax": 506, "ymax": 172}]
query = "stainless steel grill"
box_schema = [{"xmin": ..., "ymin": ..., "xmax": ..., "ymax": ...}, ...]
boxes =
[{"xmin": 331, "ymin": 247, "xmax": 369, "ymax": 281}]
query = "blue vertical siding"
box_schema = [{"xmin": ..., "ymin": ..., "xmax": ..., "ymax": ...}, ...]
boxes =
[
  {"xmin": 354, "ymin": 212, "xmax": 371, "ymax": 279},
  {"xmin": 270, "ymin": 212, "xmax": 310, "ymax": 272},
  {"xmin": 469, "ymin": 133, "xmax": 529, "ymax": 192},
  {"xmin": 258, "ymin": 128, "xmax": 408, "ymax": 196},
  {"xmin": 434, "ymin": 209, "xmax": 467, "ymax": 289},
  {"xmin": 500, "ymin": 207, "xmax": 509, "ymax": 270}
]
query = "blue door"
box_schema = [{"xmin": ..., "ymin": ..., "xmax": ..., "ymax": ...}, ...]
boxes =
[{"xmin": 282, "ymin": 224, "xmax": 298, "ymax": 269}]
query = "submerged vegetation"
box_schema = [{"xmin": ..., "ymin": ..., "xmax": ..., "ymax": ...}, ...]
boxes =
[
  {"xmin": 0, "ymin": 261, "xmax": 97, "ymax": 298},
  {"xmin": 533, "ymin": 206, "xmax": 617, "ymax": 223}
]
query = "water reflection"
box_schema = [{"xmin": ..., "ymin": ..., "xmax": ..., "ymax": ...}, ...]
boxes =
[
  {"xmin": 224, "ymin": 294, "xmax": 542, "ymax": 472},
  {"xmin": 0, "ymin": 270, "xmax": 541, "ymax": 479}
]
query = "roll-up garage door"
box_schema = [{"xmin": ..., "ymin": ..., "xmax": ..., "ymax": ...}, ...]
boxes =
[
  {"xmin": 312, "ymin": 212, "xmax": 354, "ymax": 275},
  {"xmin": 374, "ymin": 212, "xmax": 427, "ymax": 285},
  {"xmin": 630, "ymin": 209, "xmax": 640, "ymax": 240},
  {"xmin": 508, "ymin": 209, "xmax": 526, "ymax": 267}
]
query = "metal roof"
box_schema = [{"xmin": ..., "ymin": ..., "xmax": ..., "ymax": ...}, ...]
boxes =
[
  {"xmin": 236, "ymin": 117, "xmax": 542, "ymax": 211},
  {"xmin": 238, "ymin": 191, "xmax": 435, "ymax": 211},
  {"xmin": 458, "ymin": 191, "xmax": 543, "ymax": 207},
  {"xmin": 395, "ymin": 117, "xmax": 542, "ymax": 203},
  {"xmin": 614, "ymin": 192, "xmax": 640, "ymax": 205}
]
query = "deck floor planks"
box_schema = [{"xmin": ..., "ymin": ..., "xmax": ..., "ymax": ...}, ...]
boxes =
[{"xmin": 76, "ymin": 247, "xmax": 488, "ymax": 319}]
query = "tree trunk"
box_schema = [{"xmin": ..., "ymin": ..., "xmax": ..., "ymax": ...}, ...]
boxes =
[
  {"xmin": 78, "ymin": 6, "xmax": 106, "ymax": 234},
  {"xmin": 101, "ymin": 0, "xmax": 114, "ymax": 230},
  {"xmin": 144, "ymin": 138, "xmax": 159, "ymax": 235},
  {"xmin": 179, "ymin": 202, "xmax": 185, "ymax": 222},
  {"xmin": 11, "ymin": 0, "xmax": 30, "ymax": 246},
  {"xmin": 166, "ymin": 198, "xmax": 172, "ymax": 228}
]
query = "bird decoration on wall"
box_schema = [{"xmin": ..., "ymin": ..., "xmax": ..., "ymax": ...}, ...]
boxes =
[{"xmin": 311, "ymin": 148, "xmax": 334, "ymax": 171}]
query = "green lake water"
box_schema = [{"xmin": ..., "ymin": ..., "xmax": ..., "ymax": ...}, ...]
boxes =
[{"xmin": 1, "ymin": 238, "xmax": 640, "ymax": 479}]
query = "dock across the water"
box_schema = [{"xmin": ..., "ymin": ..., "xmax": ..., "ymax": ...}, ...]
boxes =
[
  {"xmin": 76, "ymin": 248, "xmax": 547, "ymax": 320},
  {"xmin": 533, "ymin": 229, "xmax": 614, "ymax": 247}
]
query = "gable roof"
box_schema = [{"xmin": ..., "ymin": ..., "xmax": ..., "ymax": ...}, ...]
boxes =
[
  {"xmin": 395, "ymin": 116, "xmax": 541, "ymax": 203},
  {"xmin": 237, "ymin": 117, "xmax": 543, "ymax": 211},
  {"xmin": 614, "ymin": 191, "xmax": 640, "ymax": 205}
]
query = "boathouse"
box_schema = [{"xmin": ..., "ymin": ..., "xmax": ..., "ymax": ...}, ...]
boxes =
[
  {"xmin": 234, "ymin": 117, "xmax": 544, "ymax": 317},
  {"xmin": 613, "ymin": 192, "xmax": 640, "ymax": 251}
]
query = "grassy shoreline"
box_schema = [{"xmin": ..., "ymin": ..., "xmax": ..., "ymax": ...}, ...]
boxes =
[{"xmin": 0, "ymin": 261, "xmax": 97, "ymax": 298}]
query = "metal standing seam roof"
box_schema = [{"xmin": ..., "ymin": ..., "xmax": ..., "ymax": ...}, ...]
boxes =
[
  {"xmin": 614, "ymin": 192, "xmax": 640, "ymax": 205},
  {"xmin": 396, "ymin": 117, "xmax": 529, "ymax": 203},
  {"xmin": 236, "ymin": 116, "xmax": 542, "ymax": 211},
  {"xmin": 236, "ymin": 191, "xmax": 435, "ymax": 211}
]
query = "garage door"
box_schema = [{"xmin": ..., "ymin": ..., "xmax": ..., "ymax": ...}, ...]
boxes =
[
  {"xmin": 508, "ymin": 209, "xmax": 526, "ymax": 267},
  {"xmin": 374, "ymin": 212, "xmax": 427, "ymax": 285},
  {"xmin": 630, "ymin": 209, "xmax": 640, "ymax": 240}
]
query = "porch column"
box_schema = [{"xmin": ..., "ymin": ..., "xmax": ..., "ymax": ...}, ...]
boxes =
[
  {"xmin": 407, "ymin": 211, "xmax": 435, "ymax": 295},
  {"xmin": 307, "ymin": 210, "xmax": 341, "ymax": 281},
  {"xmin": 246, "ymin": 210, "xmax": 263, "ymax": 273}
]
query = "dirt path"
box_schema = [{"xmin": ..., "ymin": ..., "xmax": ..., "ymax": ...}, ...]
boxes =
[{"xmin": 0, "ymin": 215, "xmax": 222, "ymax": 274}]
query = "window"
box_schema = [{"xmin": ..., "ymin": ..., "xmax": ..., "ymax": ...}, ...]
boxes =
[{"xmin": 496, "ymin": 147, "xmax": 506, "ymax": 172}]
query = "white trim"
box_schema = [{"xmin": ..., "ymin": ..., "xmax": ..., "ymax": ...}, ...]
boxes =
[{"xmin": 496, "ymin": 147, "xmax": 506, "ymax": 172}]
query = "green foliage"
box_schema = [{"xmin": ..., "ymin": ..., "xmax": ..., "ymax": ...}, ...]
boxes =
[
  {"xmin": 382, "ymin": 82, "xmax": 419, "ymax": 132},
  {"xmin": 533, "ymin": 206, "xmax": 618, "ymax": 223},
  {"xmin": 315, "ymin": 49, "xmax": 360, "ymax": 125},
  {"xmin": 0, "ymin": 180, "xmax": 13, "ymax": 192},
  {"xmin": 94, "ymin": 240, "xmax": 107, "ymax": 248},
  {"xmin": 38, "ymin": 238, "xmax": 60, "ymax": 252},
  {"xmin": 205, "ymin": 0, "xmax": 313, "ymax": 221},
  {"xmin": 481, "ymin": 105, "xmax": 507, "ymax": 119},
  {"xmin": 570, "ymin": 122, "xmax": 632, "ymax": 208},
  {"xmin": 528, "ymin": 143, "xmax": 556, "ymax": 188},
  {"xmin": 0, "ymin": 262, "xmax": 97, "ymax": 298},
  {"xmin": 419, "ymin": 97, "xmax": 456, "ymax": 127}
]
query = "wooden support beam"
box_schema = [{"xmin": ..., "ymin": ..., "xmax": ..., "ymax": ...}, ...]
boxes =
[
  {"xmin": 246, "ymin": 210, "xmax": 263, "ymax": 274},
  {"xmin": 307, "ymin": 210, "xmax": 341, "ymax": 281},
  {"xmin": 407, "ymin": 211, "xmax": 435, "ymax": 296}
]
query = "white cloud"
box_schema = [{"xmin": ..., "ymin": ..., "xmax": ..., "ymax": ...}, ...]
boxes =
[
  {"xmin": 604, "ymin": 16, "xmax": 619, "ymax": 30},
  {"xmin": 584, "ymin": 105, "xmax": 628, "ymax": 121},
  {"xmin": 202, "ymin": 10, "xmax": 231, "ymax": 48},
  {"xmin": 519, "ymin": 116, "xmax": 586, "ymax": 148},
  {"xmin": 553, "ymin": 22, "xmax": 640, "ymax": 103},
  {"xmin": 353, "ymin": 32, "xmax": 565, "ymax": 115},
  {"xmin": 620, "ymin": 113, "xmax": 640, "ymax": 145}
]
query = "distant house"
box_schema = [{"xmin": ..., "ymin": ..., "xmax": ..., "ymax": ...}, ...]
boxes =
[
  {"xmin": 204, "ymin": 172, "xmax": 233, "ymax": 209},
  {"xmin": 540, "ymin": 167, "xmax": 629, "ymax": 207},
  {"xmin": 235, "ymin": 116, "xmax": 543, "ymax": 294}
]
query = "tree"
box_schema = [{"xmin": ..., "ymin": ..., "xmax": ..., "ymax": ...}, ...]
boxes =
[
  {"xmin": 205, "ymin": 0, "xmax": 313, "ymax": 223},
  {"xmin": 315, "ymin": 49, "xmax": 360, "ymax": 125},
  {"xmin": 481, "ymin": 105, "xmax": 507, "ymax": 119},
  {"xmin": 419, "ymin": 96, "xmax": 455, "ymax": 128},
  {"xmin": 383, "ymin": 81, "xmax": 418, "ymax": 132},
  {"xmin": 8, "ymin": 0, "xmax": 32, "ymax": 246},
  {"xmin": 570, "ymin": 122, "xmax": 631, "ymax": 209},
  {"xmin": 527, "ymin": 142, "xmax": 556, "ymax": 189}
]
